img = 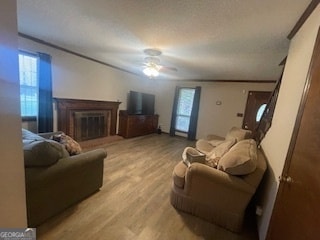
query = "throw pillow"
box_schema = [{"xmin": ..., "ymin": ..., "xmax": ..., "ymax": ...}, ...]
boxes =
[
  {"xmin": 23, "ymin": 139, "xmax": 69, "ymax": 167},
  {"xmin": 225, "ymin": 127, "xmax": 252, "ymax": 142},
  {"xmin": 217, "ymin": 139, "xmax": 257, "ymax": 175},
  {"xmin": 205, "ymin": 138, "xmax": 236, "ymax": 168},
  {"xmin": 52, "ymin": 133, "xmax": 82, "ymax": 155}
]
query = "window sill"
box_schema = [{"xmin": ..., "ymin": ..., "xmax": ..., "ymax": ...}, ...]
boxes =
[{"xmin": 22, "ymin": 116, "xmax": 37, "ymax": 122}]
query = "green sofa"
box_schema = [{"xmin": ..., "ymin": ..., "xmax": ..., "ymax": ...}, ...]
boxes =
[{"xmin": 22, "ymin": 129, "xmax": 107, "ymax": 227}]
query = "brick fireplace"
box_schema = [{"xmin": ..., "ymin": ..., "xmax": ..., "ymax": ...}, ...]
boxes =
[
  {"xmin": 54, "ymin": 98, "xmax": 121, "ymax": 141},
  {"xmin": 74, "ymin": 110, "xmax": 110, "ymax": 141}
]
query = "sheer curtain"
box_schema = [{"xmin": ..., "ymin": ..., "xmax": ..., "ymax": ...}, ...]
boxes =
[{"xmin": 37, "ymin": 52, "xmax": 53, "ymax": 133}]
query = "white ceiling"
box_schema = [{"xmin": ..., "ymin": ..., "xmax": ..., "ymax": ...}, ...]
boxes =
[{"xmin": 17, "ymin": 0, "xmax": 311, "ymax": 81}]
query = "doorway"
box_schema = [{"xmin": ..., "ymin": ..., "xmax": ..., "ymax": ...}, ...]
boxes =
[
  {"xmin": 242, "ymin": 91, "xmax": 271, "ymax": 132},
  {"xmin": 266, "ymin": 26, "xmax": 320, "ymax": 240}
]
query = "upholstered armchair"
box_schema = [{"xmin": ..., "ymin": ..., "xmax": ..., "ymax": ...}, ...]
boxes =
[{"xmin": 171, "ymin": 139, "xmax": 267, "ymax": 232}]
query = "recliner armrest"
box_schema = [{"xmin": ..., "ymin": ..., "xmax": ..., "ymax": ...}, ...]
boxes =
[
  {"xmin": 185, "ymin": 163, "xmax": 255, "ymax": 194},
  {"xmin": 183, "ymin": 163, "xmax": 255, "ymax": 210}
]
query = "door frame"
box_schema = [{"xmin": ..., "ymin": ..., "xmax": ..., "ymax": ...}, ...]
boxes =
[{"xmin": 242, "ymin": 91, "xmax": 271, "ymax": 131}]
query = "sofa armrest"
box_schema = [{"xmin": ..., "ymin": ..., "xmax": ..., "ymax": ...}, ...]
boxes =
[
  {"xmin": 184, "ymin": 163, "xmax": 255, "ymax": 210},
  {"xmin": 38, "ymin": 131, "xmax": 64, "ymax": 139}
]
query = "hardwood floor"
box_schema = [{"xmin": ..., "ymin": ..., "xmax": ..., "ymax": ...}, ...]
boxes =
[{"xmin": 36, "ymin": 134, "xmax": 258, "ymax": 240}]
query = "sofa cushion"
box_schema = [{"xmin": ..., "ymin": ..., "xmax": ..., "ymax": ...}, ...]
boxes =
[
  {"xmin": 51, "ymin": 133, "xmax": 82, "ymax": 155},
  {"xmin": 217, "ymin": 139, "xmax": 257, "ymax": 175},
  {"xmin": 207, "ymin": 139, "xmax": 225, "ymax": 147},
  {"xmin": 23, "ymin": 139, "xmax": 69, "ymax": 167},
  {"xmin": 195, "ymin": 139, "xmax": 217, "ymax": 155},
  {"xmin": 225, "ymin": 127, "xmax": 252, "ymax": 142},
  {"xmin": 205, "ymin": 138, "xmax": 236, "ymax": 168}
]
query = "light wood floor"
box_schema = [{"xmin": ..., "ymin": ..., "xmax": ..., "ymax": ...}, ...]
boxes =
[{"xmin": 36, "ymin": 134, "xmax": 258, "ymax": 240}]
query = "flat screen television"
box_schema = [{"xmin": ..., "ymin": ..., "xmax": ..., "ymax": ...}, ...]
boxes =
[{"xmin": 127, "ymin": 91, "xmax": 155, "ymax": 115}]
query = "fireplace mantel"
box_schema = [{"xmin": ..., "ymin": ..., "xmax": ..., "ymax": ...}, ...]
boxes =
[{"xmin": 54, "ymin": 98, "xmax": 121, "ymax": 140}]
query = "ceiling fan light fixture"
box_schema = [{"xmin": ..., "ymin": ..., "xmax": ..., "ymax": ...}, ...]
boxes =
[
  {"xmin": 143, "ymin": 48, "xmax": 162, "ymax": 57},
  {"xmin": 143, "ymin": 66, "xmax": 159, "ymax": 78}
]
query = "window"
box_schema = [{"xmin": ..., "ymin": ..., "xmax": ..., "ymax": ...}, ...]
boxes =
[
  {"xmin": 256, "ymin": 104, "xmax": 267, "ymax": 122},
  {"xmin": 19, "ymin": 52, "xmax": 38, "ymax": 117},
  {"xmin": 170, "ymin": 86, "xmax": 201, "ymax": 140},
  {"xmin": 175, "ymin": 88, "xmax": 195, "ymax": 132}
]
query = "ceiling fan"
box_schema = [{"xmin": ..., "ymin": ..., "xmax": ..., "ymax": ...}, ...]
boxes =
[{"xmin": 142, "ymin": 48, "xmax": 177, "ymax": 78}]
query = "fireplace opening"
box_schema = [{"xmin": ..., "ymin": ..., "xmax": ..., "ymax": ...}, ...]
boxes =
[{"xmin": 74, "ymin": 111, "xmax": 110, "ymax": 141}]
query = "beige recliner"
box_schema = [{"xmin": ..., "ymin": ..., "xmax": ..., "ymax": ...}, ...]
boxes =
[{"xmin": 170, "ymin": 139, "xmax": 267, "ymax": 232}]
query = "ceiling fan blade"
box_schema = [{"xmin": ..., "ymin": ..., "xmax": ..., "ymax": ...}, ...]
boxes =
[{"xmin": 160, "ymin": 65, "xmax": 178, "ymax": 72}]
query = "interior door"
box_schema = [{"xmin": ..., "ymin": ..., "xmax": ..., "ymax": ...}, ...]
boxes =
[
  {"xmin": 242, "ymin": 91, "xmax": 271, "ymax": 131},
  {"xmin": 267, "ymin": 28, "xmax": 320, "ymax": 240}
]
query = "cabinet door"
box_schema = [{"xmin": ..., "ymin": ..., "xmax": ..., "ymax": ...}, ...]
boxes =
[
  {"xmin": 118, "ymin": 115, "xmax": 127, "ymax": 137},
  {"xmin": 119, "ymin": 114, "xmax": 158, "ymax": 138}
]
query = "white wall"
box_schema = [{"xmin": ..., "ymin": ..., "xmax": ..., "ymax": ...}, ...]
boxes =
[
  {"xmin": 154, "ymin": 79, "xmax": 275, "ymax": 138},
  {"xmin": 0, "ymin": 0, "xmax": 27, "ymax": 227},
  {"xmin": 257, "ymin": 5, "xmax": 320, "ymax": 240}
]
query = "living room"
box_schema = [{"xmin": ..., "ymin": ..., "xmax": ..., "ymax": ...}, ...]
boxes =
[{"xmin": 1, "ymin": 1, "xmax": 319, "ymax": 239}]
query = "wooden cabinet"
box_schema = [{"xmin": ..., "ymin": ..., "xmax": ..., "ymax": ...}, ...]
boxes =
[{"xmin": 118, "ymin": 110, "xmax": 159, "ymax": 138}]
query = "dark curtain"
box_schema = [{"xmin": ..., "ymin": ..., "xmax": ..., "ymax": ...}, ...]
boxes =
[
  {"xmin": 38, "ymin": 52, "xmax": 53, "ymax": 133},
  {"xmin": 188, "ymin": 86, "xmax": 201, "ymax": 140},
  {"xmin": 169, "ymin": 86, "xmax": 180, "ymax": 136}
]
